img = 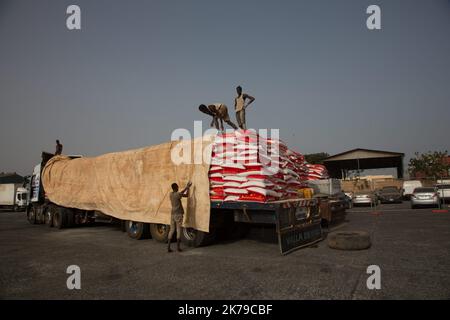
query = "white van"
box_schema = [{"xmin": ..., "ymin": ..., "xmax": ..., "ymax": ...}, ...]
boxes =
[{"xmin": 403, "ymin": 180, "xmax": 423, "ymax": 199}]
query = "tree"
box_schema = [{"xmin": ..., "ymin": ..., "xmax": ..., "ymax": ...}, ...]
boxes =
[
  {"xmin": 408, "ymin": 151, "xmax": 449, "ymax": 179},
  {"xmin": 304, "ymin": 152, "xmax": 330, "ymax": 164}
]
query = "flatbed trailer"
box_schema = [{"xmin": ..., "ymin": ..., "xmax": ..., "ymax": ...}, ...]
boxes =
[
  {"xmin": 26, "ymin": 152, "xmax": 323, "ymax": 254},
  {"xmin": 112, "ymin": 198, "xmax": 322, "ymax": 254},
  {"xmin": 209, "ymin": 198, "xmax": 322, "ymax": 254}
]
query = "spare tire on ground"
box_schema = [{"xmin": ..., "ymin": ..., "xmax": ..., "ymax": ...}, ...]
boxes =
[{"xmin": 328, "ymin": 231, "xmax": 371, "ymax": 250}]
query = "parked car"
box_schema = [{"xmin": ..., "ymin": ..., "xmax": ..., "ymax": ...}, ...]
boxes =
[
  {"xmin": 411, "ymin": 187, "xmax": 440, "ymax": 209},
  {"xmin": 343, "ymin": 193, "xmax": 353, "ymax": 209},
  {"xmin": 403, "ymin": 180, "xmax": 423, "ymax": 199},
  {"xmin": 435, "ymin": 184, "xmax": 450, "ymax": 204},
  {"xmin": 343, "ymin": 192, "xmax": 353, "ymax": 209},
  {"xmin": 352, "ymin": 192, "xmax": 377, "ymax": 206},
  {"xmin": 377, "ymin": 186, "xmax": 403, "ymax": 204}
]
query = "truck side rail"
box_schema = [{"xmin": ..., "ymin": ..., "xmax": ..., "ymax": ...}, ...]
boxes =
[{"xmin": 211, "ymin": 198, "xmax": 318, "ymax": 211}]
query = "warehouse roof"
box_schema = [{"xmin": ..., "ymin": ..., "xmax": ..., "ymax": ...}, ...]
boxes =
[
  {"xmin": 0, "ymin": 172, "xmax": 24, "ymax": 184},
  {"xmin": 323, "ymin": 148, "xmax": 405, "ymax": 179},
  {"xmin": 324, "ymin": 148, "xmax": 404, "ymax": 162}
]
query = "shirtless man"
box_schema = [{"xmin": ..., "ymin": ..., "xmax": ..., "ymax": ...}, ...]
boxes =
[{"xmin": 199, "ymin": 103, "xmax": 238, "ymax": 131}]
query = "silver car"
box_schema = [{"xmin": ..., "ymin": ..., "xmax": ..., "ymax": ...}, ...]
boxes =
[
  {"xmin": 411, "ymin": 187, "xmax": 440, "ymax": 209},
  {"xmin": 352, "ymin": 192, "xmax": 377, "ymax": 206}
]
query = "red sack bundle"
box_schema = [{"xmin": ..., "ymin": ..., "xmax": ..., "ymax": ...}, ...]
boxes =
[{"xmin": 209, "ymin": 130, "xmax": 326, "ymax": 203}]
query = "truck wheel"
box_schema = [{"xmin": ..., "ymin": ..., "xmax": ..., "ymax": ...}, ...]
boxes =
[
  {"xmin": 150, "ymin": 223, "xmax": 169, "ymax": 242},
  {"xmin": 27, "ymin": 206, "xmax": 37, "ymax": 225},
  {"xmin": 126, "ymin": 221, "xmax": 150, "ymax": 240},
  {"xmin": 53, "ymin": 208, "xmax": 67, "ymax": 229},
  {"xmin": 328, "ymin": 231, "xmax": 371, "ymax": 251},
  {"xmin": 44, "ymin": 207, "xmax": 54, "ymax": 227},
  {"xmin": 181, "ymin": 228, "xmax": 216, "ymax": 247},
  {"xmin": 13, "ymin": 205, "xmax": 18, "ymax": 212}
]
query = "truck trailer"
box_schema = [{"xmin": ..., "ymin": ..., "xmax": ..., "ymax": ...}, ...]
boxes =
[{"xmin": 26, "ymin": 140, "xmax": 323, "ymax": 254}]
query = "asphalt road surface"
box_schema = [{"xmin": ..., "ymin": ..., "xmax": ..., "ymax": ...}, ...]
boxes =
[{"xmin": 1, "ymin": 202, "xmax": 449, "ymax": 299}]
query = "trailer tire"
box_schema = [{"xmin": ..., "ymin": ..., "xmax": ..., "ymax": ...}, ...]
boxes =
[
  {"xmin": 27, "ymin": 206, "xmax": 37, "ymax": 225},
  {"xmin": 149, "ymin": 223, "xmax": 170, "ymax": 242},
  {"xmin": 181, "ymin": 228, "xmax": 216, "ymax": 247},
  {"xmin": 53, "ymin": 207, "xmax": 66, "ymax": 229},
  {"xmin": 328, "ymin": 231, "xmax": 371, "ymax": 251},
  {"xmin": 126, "ymin": 221, "xmax": 150, "ymax": 240}
]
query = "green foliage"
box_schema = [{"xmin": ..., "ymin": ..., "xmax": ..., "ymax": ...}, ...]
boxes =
[
  {"xmin": 408, "ymin": 151, "xmax": 449, "ymax": 179},
  {"xmin": 304, "ymin": 152, "xmax": 330, "ymax": 164}
]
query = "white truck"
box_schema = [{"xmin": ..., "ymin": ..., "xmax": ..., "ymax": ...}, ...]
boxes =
[
  {"xmin": 307, "ymin": 179, "xmax": 342, "ymax": 196},
  {"xmin": 435, "ymin": 183, "xmax": 450, "ymax": 204},
  {"xmin": 402, "ymin": 180, "xmax": 423, "ymax": 199},
  {"xmin": 0, "ymin": 183, "xmax": 23, "ymax": 211}
]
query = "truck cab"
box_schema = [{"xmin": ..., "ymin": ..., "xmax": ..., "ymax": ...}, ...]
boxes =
[
  {"xmin": 27, "ymin": 152, "xmax": 89, "ymax": 227},
  {"xmin": 14, "ymin": 187, "xmax": 29, "ymax": 211}
]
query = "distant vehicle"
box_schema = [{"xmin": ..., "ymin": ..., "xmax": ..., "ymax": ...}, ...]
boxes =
[
  {"xmin": 411, "ymin": 187, "xmax": 440, "ymax": 209},
  {"xmin": 403, "ymin": 180, "xmax": 422, "ymax": 199},
  {"xmin": 0, "ymin": 183, "xmax": 23, "ymax": 211},
  {"xmin": 343, "ymin": 192, "xmax": 353, "ymax": 209},
  {"xmin": 435, "ymin": 184, "xmax": 450, "ymax": 204},
  {"xmin": 332, "ymin": 191, "xmax": 352, "ymax": 210},
  {"xmin": 15, "ymin": 187, "xmax": 29, "ymax": 211},
  {"xmin": 352, "ymin": 192, "xmax": 377, "ymax": 206},
  {"xmin": 307, "ymin": 179, "xmax": 342, "ymax": 196},
  {"xmin": 377, "ymin": 186, "xmax": 403, "ymax": 204}
]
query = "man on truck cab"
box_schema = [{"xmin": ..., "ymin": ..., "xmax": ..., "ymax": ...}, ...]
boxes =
[
  {"xmin": 168, "ymin": 181, "xmax": 192, "ymax": 253},
  {"xmin": 234, "ymin": 86, "xmax": 255, "ymax": 130},
  {"xmin": 199, "ymin": 103, "xmax": 238, "ymax": 131},
  {"xmin": 55, "ymin": 140, "xmax": 63, "ymax": 155}
]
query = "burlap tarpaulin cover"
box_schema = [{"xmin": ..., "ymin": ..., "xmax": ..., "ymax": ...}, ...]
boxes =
[{"xmin": 42, "ymin": 136, "xmax": 214, "ymax": 232}]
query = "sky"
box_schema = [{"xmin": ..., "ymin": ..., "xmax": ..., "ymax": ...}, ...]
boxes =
[{"xmin": 0, "ymin": 0, "xmax": 449, "ymax": 176}]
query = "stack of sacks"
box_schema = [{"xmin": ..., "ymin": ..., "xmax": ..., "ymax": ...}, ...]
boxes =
[
  {"xmin": 208, "ymin": 130, "xmax": 309, "ymax": 203},
  {"xmin": 304, "ymin": 163, "xmax": 329, "ymax": 180}
]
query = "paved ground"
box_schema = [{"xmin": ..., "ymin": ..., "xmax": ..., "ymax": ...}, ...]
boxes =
[{"xmin": 1, "ymin": 202, "xmax": 450, "ymax": 300}]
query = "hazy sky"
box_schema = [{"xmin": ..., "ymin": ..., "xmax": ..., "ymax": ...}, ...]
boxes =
[{"xmin": 1, "ymin": 0, "xmax": 449, "ymax": 175}]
